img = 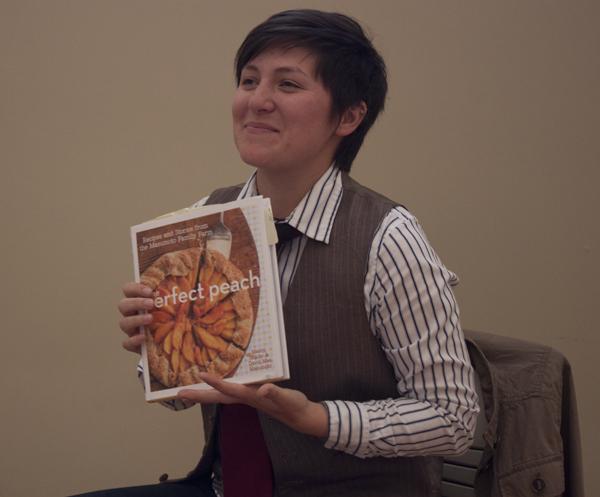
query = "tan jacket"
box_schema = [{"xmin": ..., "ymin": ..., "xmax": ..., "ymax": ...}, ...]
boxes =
[{"xmin": 465, "ymin": 330, "xmax": 584, "ymax": 497}]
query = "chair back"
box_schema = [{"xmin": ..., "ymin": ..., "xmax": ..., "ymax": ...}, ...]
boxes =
[{"xmin": 441, "ymin": 373, "xmax": 487, "ymax": 497}]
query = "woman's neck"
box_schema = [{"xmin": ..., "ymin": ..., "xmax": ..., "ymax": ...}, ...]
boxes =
[{"xmin": 255, "ymin": 164, "xmax": 331, "ymax": 219}]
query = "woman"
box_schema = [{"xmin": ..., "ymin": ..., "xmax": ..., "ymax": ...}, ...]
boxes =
[{"xmin": 113, "ymin": 9, "xmax": 478, "ymax": 497}]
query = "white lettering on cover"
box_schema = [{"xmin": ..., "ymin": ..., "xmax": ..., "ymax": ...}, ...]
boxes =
[{"xmin": 152, "ymin": 269, "xmax": 260, "ymax": 308}]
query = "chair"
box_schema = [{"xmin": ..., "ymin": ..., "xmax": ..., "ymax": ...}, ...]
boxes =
[{"xmin": 441, "ymin": 373, "xmax": 487, "ymax": 497}]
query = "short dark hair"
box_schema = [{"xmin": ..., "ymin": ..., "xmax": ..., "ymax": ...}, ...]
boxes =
[{"xmin": 235, "ymin": 9, "xmax": 387, "ymax": 172}]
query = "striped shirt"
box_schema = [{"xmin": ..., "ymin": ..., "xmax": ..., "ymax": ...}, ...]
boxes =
[{"xmin": 139, "ymin": 164, "xmax": 478, "ymax": 458}]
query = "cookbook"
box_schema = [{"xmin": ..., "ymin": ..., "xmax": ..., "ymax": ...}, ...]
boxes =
[{"xmin": 131, "ymin": 196, "xmax": 289, "ymax": 402}]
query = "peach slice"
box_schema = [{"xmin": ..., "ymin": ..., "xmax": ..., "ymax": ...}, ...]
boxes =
[
  {"xmin": 171, "ymin": 349, "xmax": 180, "ymax": 373},
  {"xmin": 194, "ymin": 325, "xmax": 228, "ymax": 352},
  {"xmin": 154, "ymin": 321, "xmax": 174, "ymax": 344},
  {"xmin": 182, "ymin": 333, "xmax": 195, "ymax": 363},
  {"xmin": 163, "ymin": 333, "xmax": 173, "ymax": 354}
]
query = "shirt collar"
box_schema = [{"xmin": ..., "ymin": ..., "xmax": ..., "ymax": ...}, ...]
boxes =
[{"xmin": 236, "ymin": 164, "xmax": 343, "ymax": 244}]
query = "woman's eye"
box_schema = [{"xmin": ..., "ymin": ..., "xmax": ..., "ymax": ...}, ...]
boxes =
[
  {"xmin": 280, "ymin": 80, "xmax": 301, "ymax": 90},
  {"xmin": 240, "ymin": 78, "xmax": 257, "ymax": 87}
]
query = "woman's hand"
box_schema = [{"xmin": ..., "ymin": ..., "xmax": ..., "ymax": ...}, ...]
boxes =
[
  {"xmin": 178, "ymin": 373, "xmax": 329, "ymax": 438},
  {"xmin": 118, "ymin": 282, "xmax": 155, "ymax": 354}
]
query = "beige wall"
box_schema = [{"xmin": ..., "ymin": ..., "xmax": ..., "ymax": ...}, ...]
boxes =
[{"xmin": 1, "ymin": 1, "xmax": 598, "ymax": 496}]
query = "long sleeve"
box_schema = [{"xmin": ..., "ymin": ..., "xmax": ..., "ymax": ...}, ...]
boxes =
[{"xmin": 323, "ymin": 207, "xmax": 479, "ymax": 457}]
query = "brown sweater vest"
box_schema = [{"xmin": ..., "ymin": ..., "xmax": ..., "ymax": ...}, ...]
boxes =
[{"xmin": 188, "ymin": 173, "xmax": 442, "ymax": 497}]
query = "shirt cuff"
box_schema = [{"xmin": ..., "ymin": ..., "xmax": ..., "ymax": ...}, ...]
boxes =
[{"xmin": 322, "ymin": 400, "xmax": 370, "ymax": 457}]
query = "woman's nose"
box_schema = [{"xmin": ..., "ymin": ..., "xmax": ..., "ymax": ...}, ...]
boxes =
[{"xmin": 248, "ymin": 83, "xmax": 275, "ymax": 113}]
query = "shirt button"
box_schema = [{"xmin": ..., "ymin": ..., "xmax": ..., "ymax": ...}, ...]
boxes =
[
  {"xmin": 532, "ymin": 477, "xmax": 546, "ymax": 493},
  {"xmin": 159, "ymin": 473, "xmax": 169, "ymax": 482}
]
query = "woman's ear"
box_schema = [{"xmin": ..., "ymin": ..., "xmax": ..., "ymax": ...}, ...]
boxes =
[{"xmin": 335, "ymin": 101, "xmax": 367, "ymax": 137}]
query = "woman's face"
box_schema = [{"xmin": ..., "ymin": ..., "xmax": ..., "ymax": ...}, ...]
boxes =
[{"xmin": 232, "ymin": 47, "xmax": 343, "ymax": 175}]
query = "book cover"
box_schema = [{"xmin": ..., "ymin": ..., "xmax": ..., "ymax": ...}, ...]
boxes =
[{"xmin": 131, "ymin": 197, "xmax": 289, "ymax": 402}]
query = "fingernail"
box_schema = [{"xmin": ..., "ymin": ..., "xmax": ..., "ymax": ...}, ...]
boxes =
[
  {"xmin": 143, "ymin": 313, "xmax": 153, "ymax": 323},
  {"xmin": 141, "ymin": 286, "xmax": 153, "ymax": 296},
  {"xmin": 143, "ymin": 299, "xmax": 155, "ymax": 309}
]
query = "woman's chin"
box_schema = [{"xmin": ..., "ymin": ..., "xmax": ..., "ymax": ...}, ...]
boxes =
[{"xmin": 239, "ymin": 152, "xmax": 280, "ymax": 171}]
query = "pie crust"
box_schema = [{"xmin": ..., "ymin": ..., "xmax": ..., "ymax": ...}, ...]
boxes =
[{"xmin": 140, "ymin": 247, "xmax": 254, "ymax": 388}]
